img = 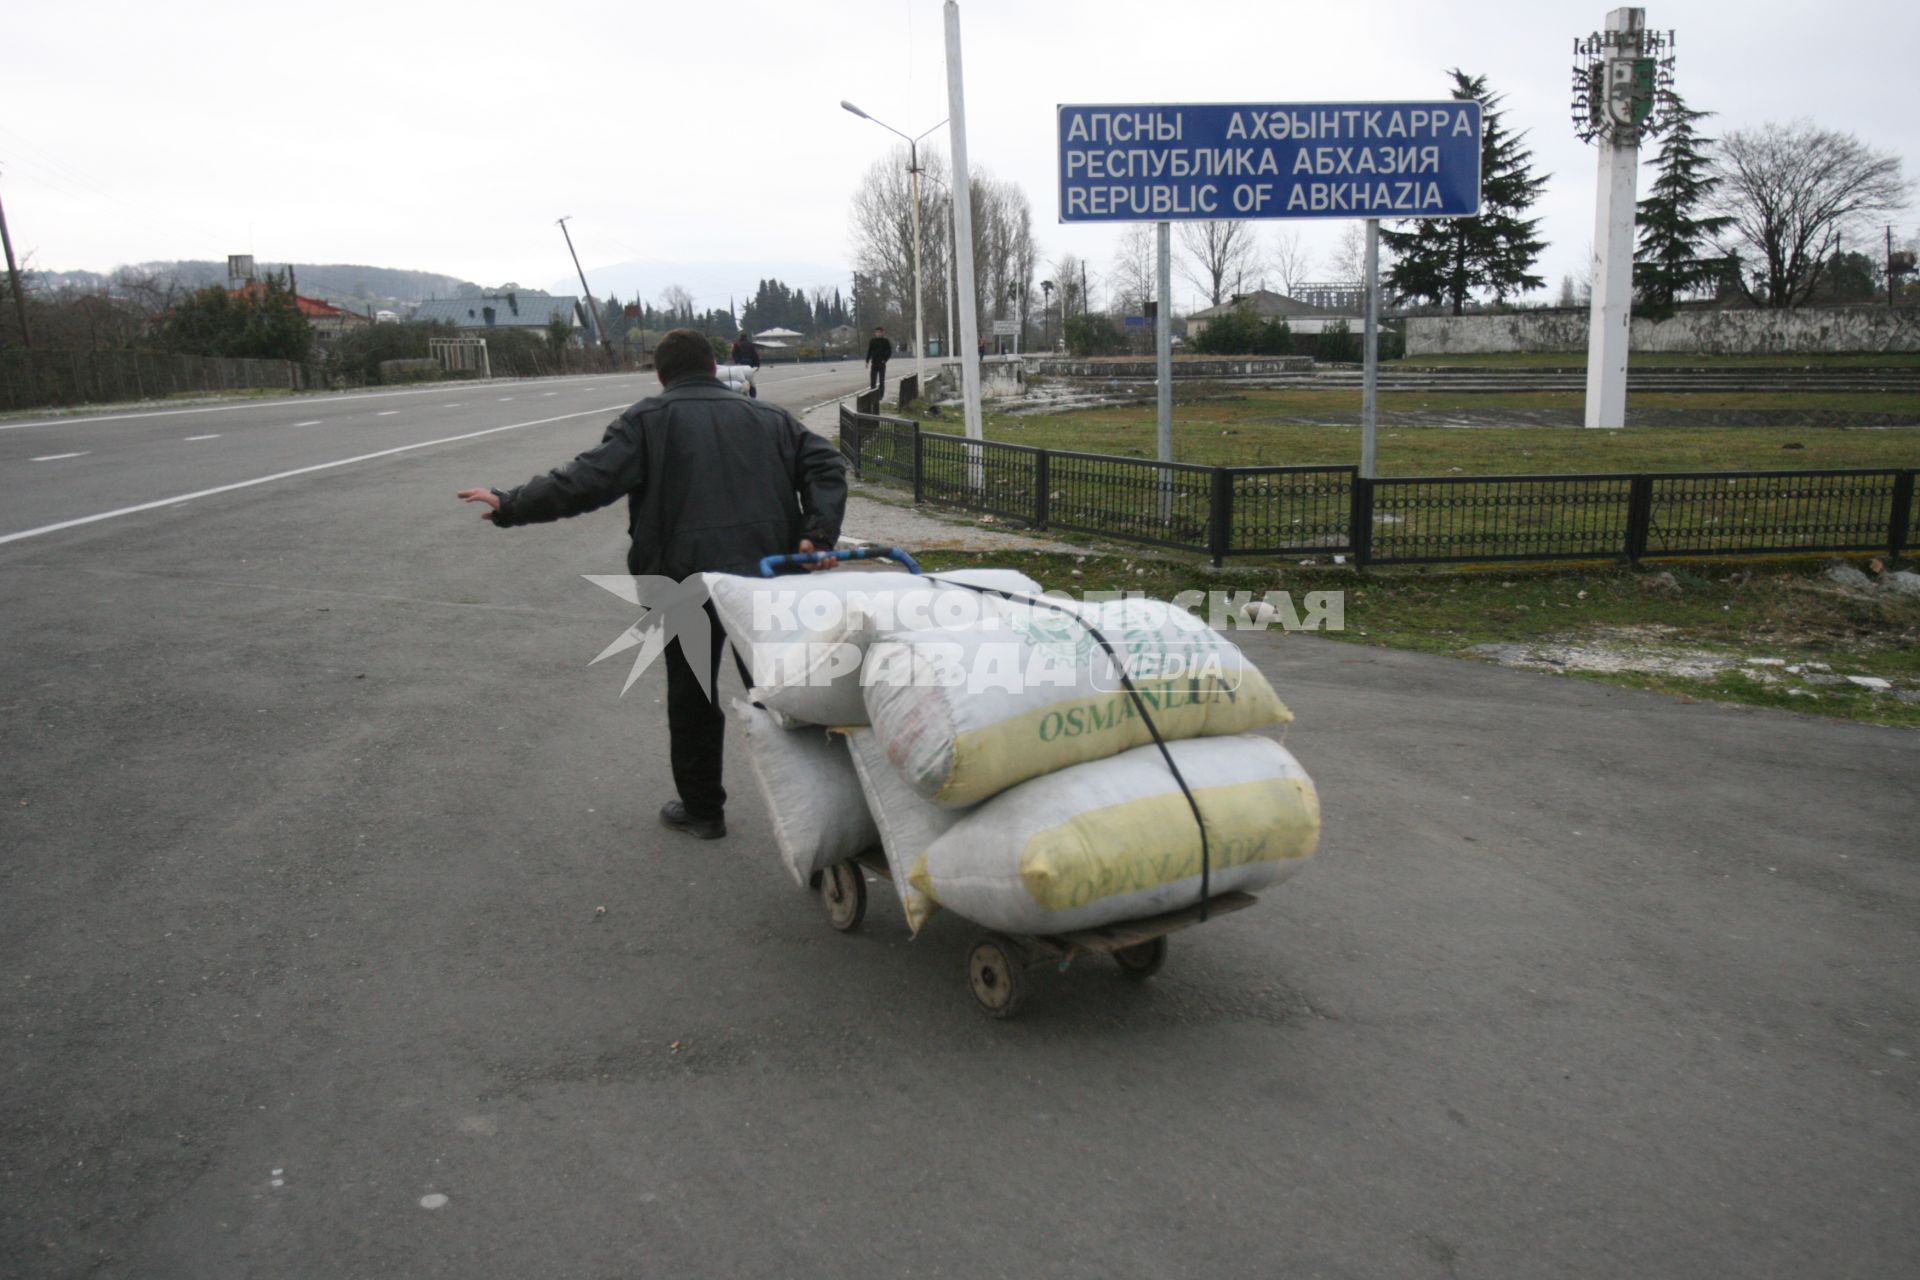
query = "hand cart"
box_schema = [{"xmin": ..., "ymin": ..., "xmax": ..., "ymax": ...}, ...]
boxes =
[{"xmin": 758, "ymin": 546, "xmax": 1260, "ymax": 1019}]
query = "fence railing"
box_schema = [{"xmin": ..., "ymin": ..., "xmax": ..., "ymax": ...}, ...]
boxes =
[
  {"xmin": 0, "ymin": 349, "xmax": 325, "ymax": 411},
  {"xmin": 838, "ymin": 405, "xmax": 1918, "ymax": 567}
]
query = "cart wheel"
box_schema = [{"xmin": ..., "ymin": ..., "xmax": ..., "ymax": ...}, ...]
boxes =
[
  {"xmin": 1113, "ymin": 937, "xmax": 1167, "ymax": 980},
  {"xmin": 966, "ymin": 933, "xmax": 1026, "ymax": 1019},
  {"xmin": 822, "ymin": 860, "xmax": 866, "ymax": 932}
]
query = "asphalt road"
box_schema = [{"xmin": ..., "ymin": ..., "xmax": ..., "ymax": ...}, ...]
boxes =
[{"xmin": 3, "ymin": 370, "xmax": 1916, "ymax": 1278}]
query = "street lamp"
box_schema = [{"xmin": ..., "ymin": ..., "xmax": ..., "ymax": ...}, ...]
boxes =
[
  {"xmin": 842, "ymin": 99, "xmax": 945, "ymax": 398},
  {"xmin": 1040, "ymin": 279, "xmax": 1054, "ymax": 351}
]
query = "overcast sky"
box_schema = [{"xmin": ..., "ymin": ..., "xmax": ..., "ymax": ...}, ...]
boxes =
[{"xmin": 5, "ymin": 0, "xmax": 1914, "ymax": 311}]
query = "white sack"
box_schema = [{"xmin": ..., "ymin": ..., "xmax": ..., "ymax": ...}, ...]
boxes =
[
  {"xmin": 733, "ymin": 701, "xmax": 880, "ymax": 886},
  {"xmin": 862, "ymin": 596, "xmax": 1290, "ymax": 807},
  {"xmin": 909, "ymin": 734, "xmax": 1319, "ymax": 936},
  {"xmin": 705, "ymin": 567, "xmax": 1042, "ymax": 726},
  {"xmin": 841, "ymin": 727, "xmax": 969, "ymax": 934}
]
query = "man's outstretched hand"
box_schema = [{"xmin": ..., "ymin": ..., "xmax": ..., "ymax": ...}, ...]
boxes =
[
  {"xmin": 457, "ymin": 488, "xmax": 501, "ymax": 519},
  {"xmin": 798, "ymin": 539, "xmax": 838, "ymax": 571}
]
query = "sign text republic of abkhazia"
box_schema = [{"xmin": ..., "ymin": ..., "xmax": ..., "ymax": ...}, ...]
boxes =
[{"xmin": 1057, "ymin": 103, "xmax": 1483, "ymax": 222}]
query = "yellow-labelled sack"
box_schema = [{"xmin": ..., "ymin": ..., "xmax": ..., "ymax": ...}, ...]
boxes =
[
  {"xmin": 909, "ymin": 734, "xmax": 1319, "ymax": 935},
  {"xmin": 862, "ymin": 596, "xmax": 1290, "ymax": 806}
]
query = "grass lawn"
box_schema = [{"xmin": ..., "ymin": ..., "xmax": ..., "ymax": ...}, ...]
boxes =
[
  {"xmin": 975, "ymin": 394, "xmax": 1920, "ymax": 474},
  {"xmin": 910, "ymin": 547, "xmax": 1920, "ymax": 728}
]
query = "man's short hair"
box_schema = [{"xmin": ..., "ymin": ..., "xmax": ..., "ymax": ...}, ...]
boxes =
[{"xmin": 654, "ymin": 328, "xmax": 717, "ymax": 384}]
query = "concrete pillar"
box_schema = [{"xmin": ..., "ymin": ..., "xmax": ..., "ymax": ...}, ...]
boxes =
[{"xmin": 1583, "ymin": 6, "xmax": 1645, "ymax": 429}]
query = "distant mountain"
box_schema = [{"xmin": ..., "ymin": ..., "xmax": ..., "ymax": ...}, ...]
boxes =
[
  {"xmin": 554, "ymin": 259, "xmax": 852, "ymax": 311},
  {"xmin": 38, "ymin": 261, "xmax": 485, "ymax": 309}
]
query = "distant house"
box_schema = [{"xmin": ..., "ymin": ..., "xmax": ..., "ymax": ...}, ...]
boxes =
[
  {"xmin": 412, "ymin": 292, "xmax": 585, "ymax": 341},
  {"xmin": 823, "ymin": 323, "xmax": 858, "ymax": 349},
  {"xmin": 227, "ymin": 280, "xmax": 369, "ymax": 347},
  {"xmin": 1186, "ymin": 288, "xmax": 1356, "ymax": 340}
]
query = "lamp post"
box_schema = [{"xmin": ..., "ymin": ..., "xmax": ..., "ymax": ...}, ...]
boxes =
[
  {"xmin": 842, "ymin": 101, "xmax": 945, "ymax": 398},
  {"xmin": 1040, "ymin": 279, "xmax": 1054, "ymax": 350}
]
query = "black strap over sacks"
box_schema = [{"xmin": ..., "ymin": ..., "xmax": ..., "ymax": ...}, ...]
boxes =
[{"xmin": 934, "ymin": 582, "xmax": 1214, "ymax": 921}]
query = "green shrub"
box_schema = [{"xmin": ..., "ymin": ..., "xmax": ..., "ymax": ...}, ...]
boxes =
[{"xmin": 1064, "ymin": 312, "xmax": 1123, "ymax": 356}]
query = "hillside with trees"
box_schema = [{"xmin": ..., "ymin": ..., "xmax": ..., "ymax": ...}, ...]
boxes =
[{"xmin": 36, "ymin": 261, "xmax": 483, "ymax": 309}]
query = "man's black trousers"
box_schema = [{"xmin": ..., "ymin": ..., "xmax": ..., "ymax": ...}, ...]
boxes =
[
  {"xmin": 869, "ymin": 360, "xmax": 887, "ymax": 391},
  {"xmin": 663, "ymin": 604, "xmax": 751, "ymax": 820}
]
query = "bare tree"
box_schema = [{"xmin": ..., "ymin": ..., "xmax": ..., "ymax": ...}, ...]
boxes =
[
  {"xmin": 1326, "ymin": 224, "xmax": 1368, "ymax": 285},
  {"xmin": 963, "ymin": 171, "xmax": 1038, "ymax": 348},
  {"xmin": 1175, "ymin": 220, "xmax": 1262, "ymax": 307},
  {"xmin": 850, "ymin": 145, "xmax": 952, "ymax": 344},
  {"xmin": 1050, "ymin": 253, "xmax": 1089, "ymax": 317},
  {"xmin": 1712, "ymin": 120, "xmax": 1910, "ymax": 307},
  {"xmin": 1106, "ymin": 224, "xmax": 1156, "ymax": 316},
  {"xmin": 659, "ymin": 284, "xmax": 695, "ymax": 325},
  {"xmin": 1266, "ymin": 228, "xmax": 1314, "ymax": 296}
]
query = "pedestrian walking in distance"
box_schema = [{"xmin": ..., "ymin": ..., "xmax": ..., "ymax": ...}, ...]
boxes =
[
  {"xmin": 456, "ymin": 328, "xmax": 847, "ymax": 840},
  {"xmin": 865, "ymin": 326, "xmax": 892, "ymax": 393}
]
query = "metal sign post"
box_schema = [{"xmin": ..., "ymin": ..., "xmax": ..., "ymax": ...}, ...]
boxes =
[
  {"xmin": 1151, "ymin": 222, "xmax": 1173, "ymax": 525},
  {"xmin": 1362, "ymin": 219, "xmax": 1380, "ymax": 478}
]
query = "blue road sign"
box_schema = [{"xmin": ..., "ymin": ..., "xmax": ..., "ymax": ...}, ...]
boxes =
[
  {"xmin": 1058, "ymin": 102, "xmax": 1483, "ymax": 223},
  {"xmin": 1123, "ymin": 315, "xmax": 1151, "ymax": 328}
]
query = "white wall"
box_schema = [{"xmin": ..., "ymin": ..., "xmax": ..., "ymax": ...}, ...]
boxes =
[{"xmin": 1405, "ymin": 306, "xmax": 1920, "ymax": 355}]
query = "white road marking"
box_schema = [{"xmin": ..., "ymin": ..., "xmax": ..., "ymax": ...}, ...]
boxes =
[
  {"xmin": 497, "ymin": 396, "xmax": 515, "ymax": 401},
  {"xmin": 377, "ymin": 410, "xmax": 399, "ymax": 416},
  {"xmin": 442, "ymin": 403, "xmax": 463, "ymax": 408},
  {"xmin": 31, "ymin": 452, "xmax": 89, "ymax": 462},
  {"xmin": 0, "ymin": 405, "xmax": 626, "ymax": 547},
  {"xmin": 542, "ymin": 391, "xmax": 558, "ymax": 396},
  {"xmin": 184, "ymin": 434, "xmax": 221, "ymax": 441},
  {"xmin": 293, "ymin": 420, "xmax": 322, "ymax": 427},
  {"xmin": 0, "ymin": 372, "xmax": 628, "ymax": 432}
]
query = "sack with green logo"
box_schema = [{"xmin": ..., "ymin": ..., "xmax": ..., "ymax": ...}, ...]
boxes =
[
  {"xmin": 906, "ymin": 734, "xmax": 1319, "ymax": 935},
  {"xmin": 861, "ymin": 596, "xmax": 1289, "ymax": 806}
]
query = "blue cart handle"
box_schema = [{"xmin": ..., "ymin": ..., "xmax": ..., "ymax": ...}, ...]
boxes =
[{"xmin": 758, "ymin": 546, "xmax": 921, "ymax": 577}]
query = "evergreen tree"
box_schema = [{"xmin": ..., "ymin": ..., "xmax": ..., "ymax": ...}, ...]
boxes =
[
  {"xmin": 1633, "ymin": 94, "xmax": 1736, "ymax": 319},
  {"xmin": 162, "ymin": 270, "xmax": 312, "ymax": 362},
  {"xmin": 1383, "ymin": 69, "xmax": 1549, "ymax": 314}
]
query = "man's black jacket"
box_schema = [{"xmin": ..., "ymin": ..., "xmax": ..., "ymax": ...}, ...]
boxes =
[
  {"xmin": 865, "ymin": 336, "xmax": 893, "ymax": 364},
  {"xmin": 490, "ymin": 375, "xmax": 847, "ymax": 578}
]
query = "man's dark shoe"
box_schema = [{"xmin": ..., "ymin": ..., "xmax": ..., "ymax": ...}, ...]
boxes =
[{"xmin": 659, "ymin": 801, "xmax": 726, "ymax": 839}]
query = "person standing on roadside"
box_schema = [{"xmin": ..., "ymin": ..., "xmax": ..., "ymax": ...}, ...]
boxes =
[
  {"xmin": 455, "ymin": 328, "xmax": 846, "ymax": 840},
  {"xmin": 730, "ymin": 331, "xmax": 760, "ymax": 370},
  {"xmin": 864, "ymin": 326, "xmax": 892, "ymax": 393}
]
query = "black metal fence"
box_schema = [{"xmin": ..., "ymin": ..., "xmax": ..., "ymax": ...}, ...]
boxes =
[{"xmin": 838, "ymin": 406, "xmax": 1918, "ymax": 567}]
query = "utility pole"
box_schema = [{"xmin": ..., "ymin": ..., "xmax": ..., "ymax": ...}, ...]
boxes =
[
  {"xmin": 0, "ymin": 172, "xmax": 31, "ymax": 349},
  {"xmin": 556, "ymin": 217, "xmax": 614, "ymax": 357},
  {"xmin": 944, "ymin": 0, "xmax": 983, "ymax": 444}
]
